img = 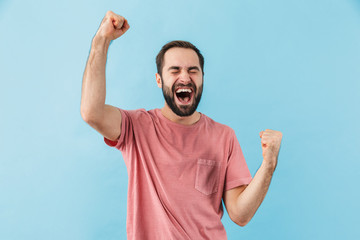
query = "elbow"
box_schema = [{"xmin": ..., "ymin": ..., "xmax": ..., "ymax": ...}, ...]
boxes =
[
  {"xmin": 231, "ymin": 215, "xmax": 250, "ymax": 227},
  {"xmin": 236, "ymin": 220, "xmax": 249, "ymax": 227},
  {"xmin": 80, "ymin": 108, "xmax": 101, "ymax": 124},
  {"xmin": 81, "ymin": 110, "xmax": 93, "ymax": 123},
  {"xmin": 81, "ymin": 110, "xmax": 88, "ymax": 122},
  {"xmin": 80, "ymin": 105, "xmax": 90, "ymax": 122}
]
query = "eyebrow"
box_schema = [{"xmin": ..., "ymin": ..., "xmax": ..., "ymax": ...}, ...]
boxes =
[{"xmin": 167, "ymin": 66, "xmax": 200, "ymax": 71}]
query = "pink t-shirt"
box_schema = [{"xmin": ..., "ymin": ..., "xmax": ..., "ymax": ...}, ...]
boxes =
[{"xmin": 104, "ymin": 108, "xmax": 252, "ymax": 240}]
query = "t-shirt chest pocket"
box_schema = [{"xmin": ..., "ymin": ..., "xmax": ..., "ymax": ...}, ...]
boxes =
[{"xmin": 195, "ymin": 159, "xmax": 221, "ymax": 195}]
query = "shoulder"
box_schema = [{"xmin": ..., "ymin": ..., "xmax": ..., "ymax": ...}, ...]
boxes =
[
  {"xmin": 121, "ymin": 108, "xmax": 152, "ymax": 118},
  {"xmin": 121, "ymin": 108, "xmax": 159, "ymax": 125},
  {"xmin": 202, "ymin": 113, "xmax": 235, "ymax": 135}
]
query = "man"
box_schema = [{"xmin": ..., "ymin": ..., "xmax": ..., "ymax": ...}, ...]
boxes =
[{"xmin": 81, "ymin": 11, "xmax": 283, "ymax": 240}]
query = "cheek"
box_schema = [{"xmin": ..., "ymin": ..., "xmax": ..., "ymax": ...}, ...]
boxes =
[
  {"xmin": 162, "ymin": 76, "xmax": 175, "ymax": 87},
  {"xmin": 196, "ymin": 76, "xmax": 203, "ymax": 85},
  {"xmin": 196, "ymin": 80, "xmax": 204, "ymax": 92},
  {"xmin": 162, "ymin": 83, "xmax": 174, "ymax": 95}
]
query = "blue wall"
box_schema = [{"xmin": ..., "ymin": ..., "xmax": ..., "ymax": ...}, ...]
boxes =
[{"xmin": 1, "ymin": 0, "xmax": 359, "ymax": 239}]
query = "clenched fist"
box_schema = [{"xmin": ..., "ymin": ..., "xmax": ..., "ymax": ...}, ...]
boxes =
[
  {"xmin": 95, "ymin": 11, "xmax": 130, "ymax": 41},
  {"xmin": 259, "ymin": 129, "xmax": 283, "ymax": 169}
]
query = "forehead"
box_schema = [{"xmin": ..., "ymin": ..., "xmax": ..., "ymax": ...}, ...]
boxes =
[{"xmin": 163, "ymin": 47, "xmax": 200, "ymax": 68}]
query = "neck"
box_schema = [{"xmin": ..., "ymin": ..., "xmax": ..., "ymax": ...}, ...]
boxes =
[{"xmin": 161, "ymin": 104, "xmax": 201, "ymax": 125}]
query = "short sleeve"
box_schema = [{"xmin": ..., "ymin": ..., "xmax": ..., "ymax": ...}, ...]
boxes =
[
  {"xmin": 224, "ymin": 129, "xmax": 253, "ymax": 191},
  {"xmin": 103, "ymin": 108, "xmax": 134, "ymax": 151}
]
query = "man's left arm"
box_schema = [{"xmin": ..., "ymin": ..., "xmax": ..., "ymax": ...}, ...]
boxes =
[{"xmin": 223, "ymin": 129, "xmax": 283, "ymax": 226}]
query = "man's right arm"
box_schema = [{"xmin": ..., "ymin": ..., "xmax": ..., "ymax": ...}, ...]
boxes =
[{"xmin": 80, "ymin": 11, "xmax": 130, "ymax": 141}]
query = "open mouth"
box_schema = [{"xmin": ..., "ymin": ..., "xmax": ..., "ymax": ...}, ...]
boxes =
[{"xmin": 175, "ymin": 88, "xmax": 193, "ymax": 105}]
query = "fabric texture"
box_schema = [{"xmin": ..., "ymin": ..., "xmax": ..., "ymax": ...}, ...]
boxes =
[{"xmin": 104, "ymin": 108, "xmax": 253, "ymax": 240}]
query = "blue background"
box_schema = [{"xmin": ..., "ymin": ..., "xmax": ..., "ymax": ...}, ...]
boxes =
[{"xmin": 1, "ymin": 0, "xmax": 359, "ymax": 239}]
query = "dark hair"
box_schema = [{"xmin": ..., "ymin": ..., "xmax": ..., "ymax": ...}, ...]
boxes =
[{"xmin": 156, "ymin": 40, "xmax": 204, "ymax": 77}]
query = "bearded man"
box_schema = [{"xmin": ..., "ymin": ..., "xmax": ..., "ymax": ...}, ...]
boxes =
[{"xmin": 81, "ymin": 10, "xmax": 283, "ymax": 240}]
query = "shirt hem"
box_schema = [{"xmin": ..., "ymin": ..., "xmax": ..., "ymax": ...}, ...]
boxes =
[{"xmin": 224, "ymin": 177, "xmax": 253, "ymax": 191}]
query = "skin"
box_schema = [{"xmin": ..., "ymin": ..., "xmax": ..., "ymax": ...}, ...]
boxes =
[
  {"xmin": 81, "ymin": 10, "xmax": 283, "ymax": 228},
  {"xmin": 223, "ymin": 129, "xmax": 282, "ymax": 226},
  {"xmin": 80, "ymin": 11, "xmax": 129, "ymax": 142},
  {"xmin": 155, "ymin": 47, "xmax": 204, "ymax": 125}
]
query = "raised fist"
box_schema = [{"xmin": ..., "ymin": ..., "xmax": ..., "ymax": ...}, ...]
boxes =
[
  {"xmin": 259, "ymin": 129, "xmax": 283, "ymax": 168},
  {"xmin": 95, "ymin": 11, "xmax": 130, "ymax": 41}
]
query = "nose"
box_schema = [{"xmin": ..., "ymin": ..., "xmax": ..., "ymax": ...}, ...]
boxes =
[{"xmin": 178, "ymin": 70, "xmax": 191, "ymax": 84}]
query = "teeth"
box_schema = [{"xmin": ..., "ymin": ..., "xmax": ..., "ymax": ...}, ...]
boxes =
[{"xmin": 176, "ymin": 88, "xmax": 192, "ymax": 93}]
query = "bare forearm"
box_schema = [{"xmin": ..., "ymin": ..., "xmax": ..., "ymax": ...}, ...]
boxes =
[
  {"xmin": 80, "ymin": 36, "xmax": 111, "ymax": 121},
  {"xmin": 234, "ymin": 160, "xmax": 276, "ymax": 225}
]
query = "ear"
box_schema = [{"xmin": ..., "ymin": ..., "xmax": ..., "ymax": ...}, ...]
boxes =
[{"xmin": 155, "ymin": 73, "xmax": 162, "ymax": 88}]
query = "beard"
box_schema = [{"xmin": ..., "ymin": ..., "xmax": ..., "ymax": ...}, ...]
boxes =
[{"xmin": 161, "ymin": 78, "xmax": 203, "ymax": 117}]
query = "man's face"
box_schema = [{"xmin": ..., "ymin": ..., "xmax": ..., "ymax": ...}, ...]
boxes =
[{"xmin": 156, "ymin": 47, "xmax": 204, "ymax": 117}]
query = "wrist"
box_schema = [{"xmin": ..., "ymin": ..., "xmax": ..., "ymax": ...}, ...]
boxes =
[
  {"xmin": 91, "ymin": 35, "xmax": 111, "ymax": 50},
  {"xmin": 262, "ymin": 157, "xmax": 277, "ymax": 171}
]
